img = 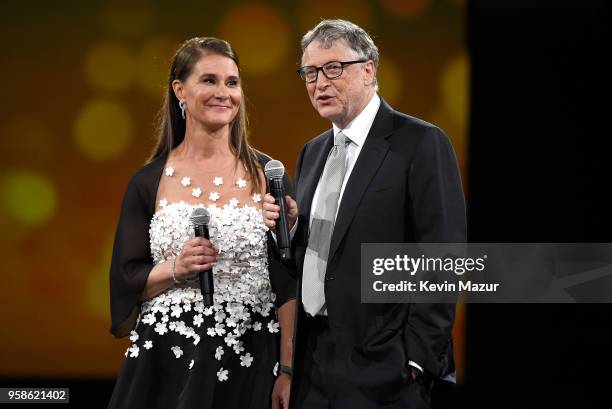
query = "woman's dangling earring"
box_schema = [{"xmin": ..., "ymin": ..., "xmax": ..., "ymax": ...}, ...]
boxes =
[{"xmin": 179, "ymin": 100, "xmax": 186, "ymax": 119}]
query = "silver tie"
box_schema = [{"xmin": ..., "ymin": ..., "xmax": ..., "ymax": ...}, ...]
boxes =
[{"xmin": 302, "ymin": 131, "xmax": 349, "ymax": 316}]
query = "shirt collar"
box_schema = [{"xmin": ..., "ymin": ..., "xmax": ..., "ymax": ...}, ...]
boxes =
[{"xmin": 332, "ymin": 93, "xmax": 381, "ymax": 147}]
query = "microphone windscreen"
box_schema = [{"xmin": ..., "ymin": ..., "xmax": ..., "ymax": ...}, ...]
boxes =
[
  {"xmin": 190, "ymin": 207, "xmax": 210, "ymax": 226},
  {"xmin": 264, "ymin": 160, "xmax": 285, "ymax": 180}
]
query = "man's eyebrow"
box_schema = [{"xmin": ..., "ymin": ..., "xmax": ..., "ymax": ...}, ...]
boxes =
[{"xmin": 302, "ymin": 60, "xmax": 340, "ymax": 67}]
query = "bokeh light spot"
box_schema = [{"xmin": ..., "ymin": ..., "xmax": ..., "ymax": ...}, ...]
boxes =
[
  {"xmin": 136, "ymin": 36, "xmax": 178, "ymax": 98},
  {"xmin": 219, "ymin": 3, "xmax": 290, "ymax": 75},
  {"xmin": 83, "ymin": 42, "xmax": 135, "ymax": 92},
  {"xmin": 436, "ymin": 53, "xmax": 470, "ymax": 184},
  {"xmin": 74, "ymin": 99, "xmax": 133, "ymax": 162},
  {"xmin": 0, "ymin": 170, "xmax": 57, "ymax": 226},
  {"xmin": 380, "ymin": 0, "xmax": 431, "ymax": 19},
  {"xmin": 377, "ymin": 57, "xmax": 403, "ymax": 106},
  {"xmin": 440, "ymin": 53, "xmax": 469, "ymax": 130},
  {"xmin": 428, "ymin": 108, "xmax": 468, "ymax": 183}
]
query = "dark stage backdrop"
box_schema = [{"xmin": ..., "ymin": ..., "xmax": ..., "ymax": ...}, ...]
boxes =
[
  {"xmin": 465, "ymin": 1, "xmax": 611, "ymax": 408},
  {"xmin": 0, "ymin": 0, "xmax": 468, "ymax": 403}
]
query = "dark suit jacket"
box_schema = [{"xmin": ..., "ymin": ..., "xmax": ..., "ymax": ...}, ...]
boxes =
[{"xmin": 290, "ymin": 99, "xmax": 466, "ymax": 403}]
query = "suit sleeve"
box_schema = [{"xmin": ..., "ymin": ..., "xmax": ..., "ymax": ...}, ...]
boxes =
[
  {"xmin": 267, "ymin": 171, "xmax": 298, "ymax": 308},
  {"xmin": 109, "ymin": 173, "xmax": 154, "ymax": 338},
  {"xmin": 403, "ymin": 127, "xmax": 466, "ymax": 377}
]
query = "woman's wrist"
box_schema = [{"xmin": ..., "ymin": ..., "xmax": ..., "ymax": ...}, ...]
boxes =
[{"xmin": 172, "ymin": 256, "xmax": 186, "ymax": 284}]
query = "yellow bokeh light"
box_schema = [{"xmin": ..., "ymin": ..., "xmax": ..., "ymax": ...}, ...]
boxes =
[
  {"xmin": 377, "ymin": 56, "xmax": 403, "ymax": 106},
  {"xmin": 83, "ymin": 42, "xmax": 135, "ymax": 92},
  {"xmin": 0, "ymin": 170, "xmax": 57, "ymax": 226},
  {"xmin": 380, "ymin": 0, "xmax": 431, "ymax": 19},
  {"xmin": 135, "ymin": 36, "xmax": 178, "ymax": 98},
  {"xmin": 297, "ymin": 0, "xmax": 373, "ymax": 34},
  {"xmin": 440, "ymin": 52, "xmax": 469, "ymax": 131},
  {"xmin": 74, "ymin": 99, "xmax": 133, "ymax": 162},
  {"xmin": 219, "ymin": 3, "xmax": 291, "ymax": 75},
  {"xmin": 428, "ymin": 108, "xmax": 468, "ymax": 185}
]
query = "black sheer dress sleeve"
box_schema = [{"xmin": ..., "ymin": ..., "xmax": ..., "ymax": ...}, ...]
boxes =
[
  {"xmin": 267, "ymin": 171, "xmax": 298, "ymax": 308},
  {"xmin": 109, "ymin": 159, "xmax": 162, "ymax": 338},
  {"xmin": 258, "ymin": 154, "xmax": 298, "ymax": 309}
]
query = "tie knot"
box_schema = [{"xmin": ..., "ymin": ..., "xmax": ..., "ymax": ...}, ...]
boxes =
[{"xmin": 334, "ymin": 132, "xmax": 349, "ymax": 147}]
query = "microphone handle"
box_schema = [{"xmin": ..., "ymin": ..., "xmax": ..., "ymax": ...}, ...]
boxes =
[
  {"xmin": 194, "ymin": 224, "xmax": 214, "ymax": 306},
  {"xmin": 270, "ymin": 178, "xmax": 292, "ymax": 261}
]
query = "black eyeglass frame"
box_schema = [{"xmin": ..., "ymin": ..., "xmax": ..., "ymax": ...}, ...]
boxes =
[{"xmin": 297, "ymin": 59, "xmax": 368, "ymax": 83}]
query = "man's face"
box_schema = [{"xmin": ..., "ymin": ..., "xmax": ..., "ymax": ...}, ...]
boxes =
[{"xmin": 301, "ymin": 40, "xmax": 374, "ymax": 128}]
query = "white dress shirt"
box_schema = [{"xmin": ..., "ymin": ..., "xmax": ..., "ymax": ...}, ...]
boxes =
[{"xmin": 309, "ymin": 93, "xmax": 381, "ymax": 225}]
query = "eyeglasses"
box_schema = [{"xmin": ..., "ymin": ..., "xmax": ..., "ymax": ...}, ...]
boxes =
[{"xmin": 297, "ymin": 60, "xmax": 367, "ymax": 83}]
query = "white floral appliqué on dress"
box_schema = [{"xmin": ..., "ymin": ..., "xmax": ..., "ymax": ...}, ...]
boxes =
[{"xmin": 125, "ymin": 201, "xmax": 277, "ymax": 381}]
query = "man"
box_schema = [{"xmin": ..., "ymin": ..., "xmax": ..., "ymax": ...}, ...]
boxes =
[{"xmin": 264, "ymin": 19, "xmax": 466, "ymax": 409}]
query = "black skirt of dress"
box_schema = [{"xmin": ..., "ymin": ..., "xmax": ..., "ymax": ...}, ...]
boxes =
[{"xmin": 107, "ymin": 305, "xmax": 280, "ymax": 409}]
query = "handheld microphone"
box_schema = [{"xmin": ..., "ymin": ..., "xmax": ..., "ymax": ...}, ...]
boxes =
[
  {"xmin": 264, "ymin": 160, "xmax": 292, "ymax": 261},
  {"xmin": 190, "ymin": 208, "xmax": 214, "ymax": 306}
]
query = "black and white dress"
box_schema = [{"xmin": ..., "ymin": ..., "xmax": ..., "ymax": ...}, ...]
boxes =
[{"xmin": 107, "ymin": 154, "xmax": 295, "ymax": 409}]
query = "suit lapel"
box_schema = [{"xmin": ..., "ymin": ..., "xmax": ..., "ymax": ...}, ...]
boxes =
[
  {"xmin": 328, "ymin": 101, "xmax": 395, "ymax": 262},
  {"xmin": 297, "ymin": 129, "xmax": 334, "ymax": 220}
]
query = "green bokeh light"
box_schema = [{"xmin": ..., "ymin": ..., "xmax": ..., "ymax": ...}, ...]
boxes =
[{"xmin": 1, "ymin": 170, "xmax": 57, "ymax": 226}]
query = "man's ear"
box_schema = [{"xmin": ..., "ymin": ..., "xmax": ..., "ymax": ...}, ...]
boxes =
[
  {"xmin": 172, "ymin": 79, "xmax": 184, "ymax": 101},
  {"xmin": 363, "ymin": 60, "xmax": 376, "ymax": 87}
]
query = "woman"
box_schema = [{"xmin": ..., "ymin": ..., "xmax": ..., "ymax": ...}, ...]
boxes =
[{"xmin": 108, "ymin": 37, "xmax": 295, "ymax": 409}]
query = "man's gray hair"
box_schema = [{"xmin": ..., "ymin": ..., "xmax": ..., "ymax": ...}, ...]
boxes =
[{"xmin": 301, "ymin": 19, "xmax": 379, "ymax": 89}]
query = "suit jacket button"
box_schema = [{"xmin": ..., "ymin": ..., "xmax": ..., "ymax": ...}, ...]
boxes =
[{"xmin": 325, "ymin": 276, "xmax": 335, "ymax": 281}]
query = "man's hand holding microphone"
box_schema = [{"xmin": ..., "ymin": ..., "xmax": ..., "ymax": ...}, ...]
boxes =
[
  {"xmin": 263, "ymin": 160, "xmax": 299, "ymax": 261},
  {"xmin": 262, "ymin": 195, "xmax": 298, "ymax": 231}
]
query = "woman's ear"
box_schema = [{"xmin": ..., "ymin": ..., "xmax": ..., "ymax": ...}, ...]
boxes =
[{"xmin": 172, "ymin": 79, "xmax": 184, "ymax": 101}]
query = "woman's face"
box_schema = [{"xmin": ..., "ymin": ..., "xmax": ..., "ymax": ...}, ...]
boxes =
[{"xmin": 175, "ymin": 53, "xmax": 241, "ymax": 130}]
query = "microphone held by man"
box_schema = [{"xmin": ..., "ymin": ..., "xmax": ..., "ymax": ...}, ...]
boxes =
[{"xmin": 264, "ymin": 160, "xmax": 298, "ymax": 261}]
